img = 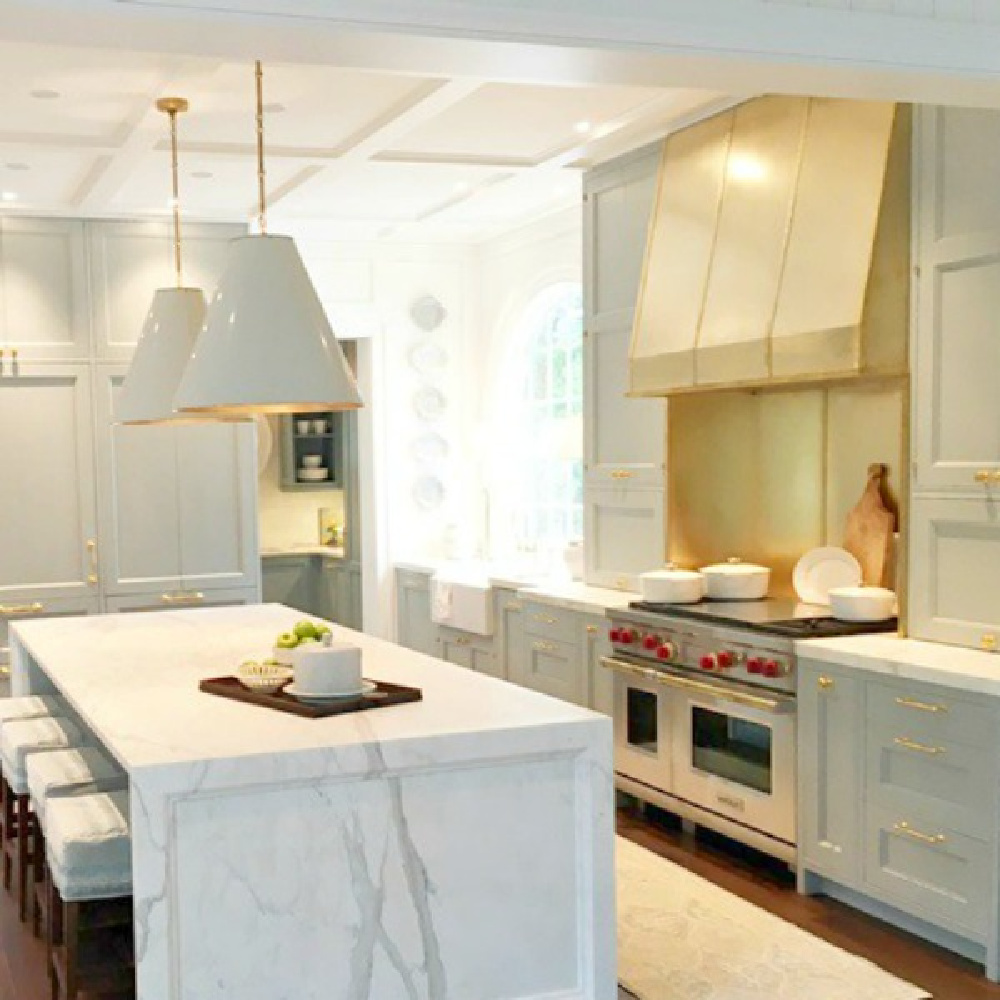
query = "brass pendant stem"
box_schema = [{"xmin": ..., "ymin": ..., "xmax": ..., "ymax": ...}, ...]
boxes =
[
  {"xmin": 155, "ymin": 96, "xmax": 189, "ymax": 288},
  {"xmin": 255, "ymin": 60, "xmax": 267, "ymax": 235}
]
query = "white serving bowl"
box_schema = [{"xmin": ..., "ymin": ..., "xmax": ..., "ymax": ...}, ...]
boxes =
[
  {"xmin": 639, "ymin": 565, "xmax": 705, "ymax": 604},
  {"xmin": 301, "ymin": 455, "xmax": 322, "ymax": 468},
  {"xmin": 828, "ymin": 586, "xmax": 896, "ymax": 622},
  {"xmin": 699, "ymin": 558, "xmax": 770, "ymax": 601},
  {"xmin": 297, "ymin": 468, "xmax": 329, "ymax": 481}
]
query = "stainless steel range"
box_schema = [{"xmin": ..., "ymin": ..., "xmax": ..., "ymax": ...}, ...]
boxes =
[{"xmin": 604, "ymin": 599, "xmax": 897, "ymax": 864}]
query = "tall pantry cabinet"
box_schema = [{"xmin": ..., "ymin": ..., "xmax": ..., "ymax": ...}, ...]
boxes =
[
  {"xmin": 582, "ymin": 144, "xmax": 666, "ymax": 589},
  {"xmin": 909, "ymin": 108, "xmax": 1000, "ymax": 652},
  {"xmin": 0, "ymin": 217, "xmax": 259, "ymax": 687}
]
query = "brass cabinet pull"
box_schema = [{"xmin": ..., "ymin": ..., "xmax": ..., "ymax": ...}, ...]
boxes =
[
  {"xmin": 455, "ymin": 637, "xmax": 470, "ymax": 646},
  {"xmin": 505, "ymin": 602, "xmax": 522, "ymax": 612},
  {"xmin": 161, "ymin": 591, "xmax": 205, "ymax": 604},
  {"xmin": 982, "ymin": 634, "xmax": 997, "ymax": 652},
  {"xmin": 895, "ymin": 696, "xmax": 948, "ymax": 714},
  {"xmin": 610, "ymin": 469, "xmax": 635, "ymax": 480},
  {"xmin": 86, "ymin": 539, "xmax": 98, "ymax": 584},
  {"xmin": 533, "ymin": 640, "xmax": 555, "ymax": 653},
  {"xmin": 585, "ymin": 625, "xmax": 598, "ymax": 634},
  {"xmin": 894, "ymin": 736, "xmax": 945, "ymax": 756},
  {"xmin": 975, "ymin": 469, "xmax": 992, "ymax": 484},
  {"xmin": 532, "ymin": 613, "xmax": 556, "ymax": 625},
  {"xmin": 0, "ymin": 602, "xmax": 44, "ymax": 615},
  {"xmin": 818, "ymin": 676, "xmax": 834, "ymax": 690},
  {"xmin": 0, "ymin": 665, "xmax": 9, "ymax": 678},
  {"xmin": 893, "ymin": 821, "xmax": 946, "ymax": 846}
]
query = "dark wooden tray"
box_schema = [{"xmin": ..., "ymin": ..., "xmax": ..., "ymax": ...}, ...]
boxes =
[{"xmin": 199, "ymin": 676, "xmax": 422, "ymax": 718}]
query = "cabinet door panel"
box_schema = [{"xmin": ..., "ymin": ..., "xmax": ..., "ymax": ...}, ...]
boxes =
[
  {"xmin": 581, "ymin": 614, "xmax": 613, "ymax": 716},
  {"xmin": 798, "ymin": 663, "xmax": 862, "ymax": 884},
  {"xmin": 88, "ymin": 221, "xmax": 243, "ymax": 361},
  {"xmin": 1, "ymin": 218, "xmax": 89, "ymax": 360},
  {"xmin": 396, "ymin": 569, "xmax": 437, "ymax": 657},
  {"xmin": 262, "ymin": 557, "xmax": 314, "ymax": 613},
  {"xmin": 92, "ymin": 368, "xmax": 181, "ymax": 596},
  {"xmin": 521, "ymin": 636, "xmax": 585, "ymax": 705},
  {"xmin": 583, "ymin": 486, "xmax": 664, "ymax": 591},
  {"xmin": 909, "ymin": 495, "xmax": 1000, "ymax": 651},
  {"xmin": 176, "ymin": 422, "xmax": 259, "ymax": 592},
  {"xmin": 0, "ymin": 364, "xmax": 97, "ymax": 600},
  {"xmin": 493, "ymin": 588, "xmax": 525, "ymax": 682}
]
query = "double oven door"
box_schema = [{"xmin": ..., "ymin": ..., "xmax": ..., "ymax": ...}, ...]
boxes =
[{"xmin": 606, "ymin": 655, "xmax": 797, "ymax": 846}]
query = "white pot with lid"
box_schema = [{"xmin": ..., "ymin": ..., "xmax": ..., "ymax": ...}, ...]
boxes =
[
  {"xmin": 639, "ymin": 564, "xmax": 705, "ymax": 604},
  {"xmin": 699, "ymin": 557, "xmax": 771, "ymax": 601}
]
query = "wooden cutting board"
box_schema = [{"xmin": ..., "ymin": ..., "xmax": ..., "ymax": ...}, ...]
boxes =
[{"xmin": 843, "ymin": 464, "xmax": 896, "ymax": 587}]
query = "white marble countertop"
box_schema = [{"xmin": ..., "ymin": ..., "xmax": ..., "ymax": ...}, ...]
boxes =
[
  {"xmin": 261, "ymin": 544, "xmax": 345, "ymax": 559},
  {"xmin": 795, "ymin": 633, "xmax": 1000, "ymax": 696},
  {"xmin": 12, "ymin": 604, "xmax": 601, "ymax": 772},
  {"xmin": 517, "ymin": 581, "xmax": 639, "ymax": 614}
]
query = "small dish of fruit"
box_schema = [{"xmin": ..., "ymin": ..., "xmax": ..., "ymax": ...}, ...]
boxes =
[{"xmin": 271, "ymin": 619, "xmax": 333, "ymax": 665}]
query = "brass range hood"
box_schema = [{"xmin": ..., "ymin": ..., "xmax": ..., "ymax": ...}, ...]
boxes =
[{"xmin": 629, "ymin": 96, "xmax": 910, "ymax": 396}]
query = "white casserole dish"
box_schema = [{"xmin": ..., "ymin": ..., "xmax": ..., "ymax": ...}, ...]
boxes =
[
  {"xmin": 828, "ymin": 586, "xmax": 896, "ymax": 622},
  {"xmin": 699, "ymin": 557, "xmax": 770, "ymax": 601},
  {"xmin": 639, "ymin": 565, "xmax": 705, "ymax": 604}
]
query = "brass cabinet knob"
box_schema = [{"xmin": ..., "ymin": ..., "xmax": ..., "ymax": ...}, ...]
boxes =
[
  {"xmin": 975, "ymin": 469, "xmax": 993, "ymax": 484},
  {"xmin": 982, "ymin": 634, "xmax": 997, "ymax": 652},
  {"xmin": 585, "ymin": 625, "xmax": 598, "ymax": 634},
  {"xmin": 818, "ymin": 676, "xmax": 834, "ymax": 690}
]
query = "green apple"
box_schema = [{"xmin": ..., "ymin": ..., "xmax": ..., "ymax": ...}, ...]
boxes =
[
  {"xmin": 275, "ymin": 632, "xmax": 299, "ymax": 650},
  {"xmin": 293, "ymin": 620, "xmax": 320, "ymax": 641},
  {"xmin": 315, "ymin": 624, "xmax": 331, "ymax": 637}
]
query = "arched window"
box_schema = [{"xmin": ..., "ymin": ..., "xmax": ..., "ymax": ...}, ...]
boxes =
[{"xmin": 491, "ymin": 282, "xmax": 583, "ymax": 558}]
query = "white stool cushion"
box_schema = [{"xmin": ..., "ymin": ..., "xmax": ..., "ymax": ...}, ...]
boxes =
[
  {"xmin": 0, "ymin": 695, "xmax": 62, "ymax": 725},
  {"xmin": 46, "ymin": 789, "xmax": 131, "ymax": 902},
  {"xmin": 0, "ymin": 716, "xmax": 87, "ymax": 795},
  {"xmin": 26, "ymin": 746, "xmax": 126, "ymax": 829}
]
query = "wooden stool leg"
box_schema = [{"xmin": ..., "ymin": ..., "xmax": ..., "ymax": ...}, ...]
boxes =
[
  {"xmin": 64, "ymin": 900, "xmax": 79, "ymax": 1000},
  {"xmin": 2, "ymin": 781, "xmax": 12, "ymax": 891},
  {"xmin": 16, "ymin": 794, "xmax": 28, "ymax": 921},
  {"xmin": 32, "ymin": 821, "xmax": 44, "ymax": 937},
  {"xmin": 47, "ymin": 870, "xmax": 58, "ymax": 1000}
]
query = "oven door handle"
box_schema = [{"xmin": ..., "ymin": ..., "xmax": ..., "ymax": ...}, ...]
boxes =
[{"xmin": 600, "ymin": 656, "xmax": 793, "ymax": 714}]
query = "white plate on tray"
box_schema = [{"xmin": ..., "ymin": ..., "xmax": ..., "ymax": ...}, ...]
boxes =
[
  {"xmin": 793, "ymin": 546, "xmax": 862, "ymax": 606},
  {"xmin": 285, "ymin": 680, "xmax": 376, "ymax": 703}
]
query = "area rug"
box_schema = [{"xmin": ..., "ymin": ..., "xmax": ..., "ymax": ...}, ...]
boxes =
[{"xmin": 616, "ymin": 836, "xmax": 931, "ymax": 1000}]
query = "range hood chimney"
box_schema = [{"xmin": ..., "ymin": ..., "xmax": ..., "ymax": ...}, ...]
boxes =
[{"xmin": 629, "ymin": 97, "xmax": 909, "ymax": 395}]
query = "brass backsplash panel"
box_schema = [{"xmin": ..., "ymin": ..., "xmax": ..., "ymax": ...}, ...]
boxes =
[{"xmin": 668, "ymin": 380, "xmax": 905, "ymax": 598}]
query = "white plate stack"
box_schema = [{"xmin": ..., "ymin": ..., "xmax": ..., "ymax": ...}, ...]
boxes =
[{"xmin": 299, "ymin": 455, "xmax": 328, "ymax": 481}]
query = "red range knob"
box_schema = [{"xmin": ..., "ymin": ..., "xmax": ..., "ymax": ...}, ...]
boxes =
[
  {"xmin": 619, "ymin": 629, "xmax": 636, "ymax": 645},
  {"xmin": 699, "ymin": 654, "xmax": 716, "ymax": 671},
  {"xmin": 656, "ymin": 642, "xmax": 675, "ymax": 661},
  {"xmin": 746, "ymin": 657, "xmax": 764, "ymax": 674},
  {"xmin": 763, "ymin": 659, "xmax": 782, "ymax": 678},
  {"xmin": 643, "ymin": 634, "xmax": 659, "ymax": 651},
  {"xmin": 716, "ymin": 651, "xmax": 735, "ymax": 669},
  {"xmin": 609, "ymin": 628, "xmax": 621, "ymax": 642}
]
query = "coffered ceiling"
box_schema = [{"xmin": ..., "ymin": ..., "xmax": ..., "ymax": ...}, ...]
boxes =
[{"xmin": 0, "ymin": 40, "xmax": 730, "ymax": 241}]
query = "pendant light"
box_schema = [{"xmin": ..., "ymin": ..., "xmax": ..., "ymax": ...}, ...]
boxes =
[
  {"xmin": 174, "ymin": 61, "xmax": 362, "ymax": 416},
  {"xmin": 116, "ymin": 98, "xmax": 233, "ymax": 425}
]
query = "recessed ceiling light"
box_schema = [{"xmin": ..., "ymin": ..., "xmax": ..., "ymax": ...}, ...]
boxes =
[
  {"xmin": 263, "ymin": 102, "xmax": 285, "ymax": 114},
  {"xmin": 574, "ymin": 120, "xmax": 592, "ymax": 134},
  {"xmin": 191, "ymin": 170, "xmax": 213, "ymax": 180},
  {"xmin": 30, "ymin": 88, "xmax": 60, "ymax": 100},
  {"xmin": 2, "ymin": 192, "xmax": 18, "ymax": 202},
  {"xmin": 5, "ymin": 162, "xmax": 29, "ymax": 172}
]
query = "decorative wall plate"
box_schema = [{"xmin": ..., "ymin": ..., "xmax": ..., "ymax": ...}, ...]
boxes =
[
  {"xmin": 409, "ymin": 295, "xmax": 447, "ymax": 332},
  {"xmin": 412, "ymin": 476, "xmax": 445, "ymax": 510},
  {"xmin": 411, "ymin": 431, "xmax": 450, "ymax": 464},
  {"xmin": 412, "ymin": 386, "xmax": 447, "ymax": 421},
  {"xmin": 408, "ymin": 340, "xmax": 448, "ymax": 374}
]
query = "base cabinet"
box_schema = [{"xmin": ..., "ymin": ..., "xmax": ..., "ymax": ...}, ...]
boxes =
[
  {"xmin": 104, "ymin": 588, "xmax": 258, "ymax": 614},
  {"xmin": 262, "ymin": 557, "xmax": 317, "ymax": 614},
  {"xmin": 515, "ymin": 600, "xmax": 587, "ymax": 705},
  {"xmin": 493, "ymin": 587, "xmax": 525, "ymax": 682},
  {"xmin": 437, "ymin": 626, "xmax": 496, "ymax": 675},
  {"xmin": 395, "ymin": 569, "xmax": 437, "ymax": 657},
  {"xmin": 582, "ymin": 613, "xmax": 613, "ymax": 716},
  {"xmin": 799, "ymin": 659, "xmax": 1000, "ymax": 976}
]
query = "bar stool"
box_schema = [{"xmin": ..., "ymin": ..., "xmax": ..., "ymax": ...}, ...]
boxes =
[
  {"xmin": 0, "ymin": 716, "xmax": 87, "ymax": 920},
  {"xmin": 45, "ymin": 790, "xmax": 133, "ymax": 1000},
  {"xmin": 26, "ymin": 747, "xmax": 126, "ymax": 937}
]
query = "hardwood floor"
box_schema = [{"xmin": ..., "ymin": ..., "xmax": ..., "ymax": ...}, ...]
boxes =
[
  {"xmin": 1, "ymin": 807, "xmax": 996, "ymax": 998},
  {"xmin": 617, "ymin": 803, "xmax": 1000, "ymax": 1000}
]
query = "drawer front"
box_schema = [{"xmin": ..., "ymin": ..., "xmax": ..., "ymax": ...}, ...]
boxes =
[
  {"xmin": 522, "ymin": 636, "xmax": 586, "ymax": 705},
  {"xmin": 863, "ymin": 802, "xmax": 992, "ymax": 938},
  {"xmin": 522, "ymin": 601, "xmax": 577, "ymax": 645},
  {"xmin": 866, "ymin": 725, "xmax": 997, "ymax": 841},
  {"xmin": 438, "ymin": 626, "xmax": 493, "ymax": 657},
  {"xmin": 867, "ymin": 679, "xmax": 997, "ymax": 749}
]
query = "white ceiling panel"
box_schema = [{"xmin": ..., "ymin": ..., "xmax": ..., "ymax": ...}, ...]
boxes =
[
  {"xmin": 274, "ymin": 161, "xmax": 506, "ymax": 221},
  {"xmin": 109, "ymin": 149, "xmax": 309, "ymax": 217},
  {"xmin": 176, "ymin": 63, "xmax": 442, "ymax": 152},
  {"xmin": 432, "ymin": 170, "xmax": 582, "ymax": 228},
  {"xmin": 383, "ymin": 81, "xmax": 667, "ymax": 162},
  {"xmin": 0, "ymin": 148, "xmax": 99, "ymax": 207}
]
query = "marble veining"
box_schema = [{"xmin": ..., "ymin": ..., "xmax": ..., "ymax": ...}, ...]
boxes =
[{"xmin": 10, "ymin": 604, "xmax": 614, "ymax": 1000}]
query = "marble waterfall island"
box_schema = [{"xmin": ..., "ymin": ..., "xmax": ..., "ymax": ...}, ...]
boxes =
[{"xmin": 11, "ymin": 604, "xmax": 614, "ymax": 1000}]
